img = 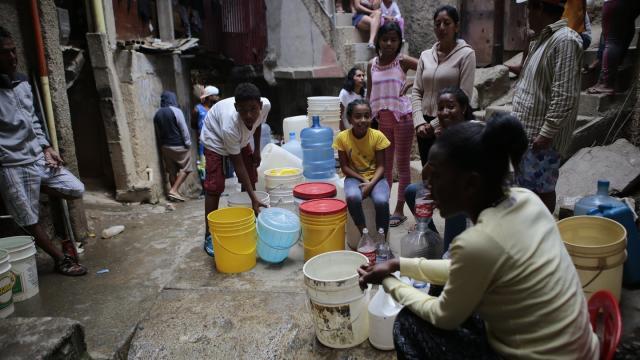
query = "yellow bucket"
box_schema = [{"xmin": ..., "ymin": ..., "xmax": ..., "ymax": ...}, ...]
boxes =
[
  {"xmin": 558, "ymin": 216, "xmax": 627, "ymax": 300},
  {"xmin": 300, "ymin": 212, "xmax": 347, "ymax": 224},
  {"xmin": 265, "ymin": 168, "xmax": 302, "ymax": 176},
  {"xmin": 302, "ymin": 221, "xmax": 347, "ymax": 262},
  {"xmin": 207, "ymin": 207, "xmax": 254, "ymax": 226},
  {"xmin": 213, "ymin": 227, "xmax": 257, "ymax": 273},
  {"xmin": 213, "ymin": 221, "xmax": 256, "ymax": 236}
]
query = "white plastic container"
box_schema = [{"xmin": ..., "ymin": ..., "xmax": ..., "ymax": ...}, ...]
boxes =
[
  {"xmin": 368, "ymin": 286, "xmax": 403, "ymax": 350},
  {"xmin": 227, "ymin": 191, "xmax": 270, "ymax": 208},
  {"xmin": 308, "ymin": 96, "xmax": 341, "ymax": 136},
  {"xmin": 257, "ymin": 144, "xmax": 303, "ymax": 191},
  {"xmin": 0, "ymin": 236, "xmax": 39, "ymax": 302},
  {"xmin": 283, "ymin": 116, "xmax": 309, "ymax": 143},
  {"xmin": 303, "ymin": 251, "xmax": 370, "ymax": 348},
  {"xmin": 0, "ymin": 249, "xmax": 15, "ymax": 318}
]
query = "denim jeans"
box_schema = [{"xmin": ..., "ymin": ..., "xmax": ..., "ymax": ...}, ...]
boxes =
[
  {"xmin": 344, "ymin": 177, "xmax": 390, "ymax": 234},
  {"xmin": 404, "ymin": 183, "xmax": 467, "ymax": 252}
]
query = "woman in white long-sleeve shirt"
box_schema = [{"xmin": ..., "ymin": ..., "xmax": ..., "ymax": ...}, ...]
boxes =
[{"xmin": 358, "ymin": 114, "xmax": 599, "ymax": 359}]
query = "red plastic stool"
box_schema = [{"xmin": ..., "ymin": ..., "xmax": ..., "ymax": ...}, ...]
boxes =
[{"xmin": 588, "ymin": 290, "xmax": 622, "ymax": 360}]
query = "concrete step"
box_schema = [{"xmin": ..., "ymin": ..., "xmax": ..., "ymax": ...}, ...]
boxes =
[
  {"xmin": 566, "ymin": 115, "xmax": 608, "ymax": 158},
  {"xmin": 578, "ymin": 92, "xmax": 624, "ymax": 116},
  {"xmin": 0, "ymin": 317, "xmax": 89, "ymax": 359},
  {"xmin": 348, "ymin": 41, "xmax": 410, "ymax": 63},
  {"xmin": 272, "ymin": 65, "xmax": 343, "ymax": 79},
  {"xmin": 485, "ymin": 104, "xmax": 513, "ymax": 120},
  {"xmin": 335, "ymin": 12, "xmax": 353, "ymax": 27}
]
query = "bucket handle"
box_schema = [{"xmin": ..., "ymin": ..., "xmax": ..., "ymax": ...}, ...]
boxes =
[
  {"xmin": 306, "ymin": 288, "xmax": 369, "ymax": 332},
  {"xmin": 302, "ymin": 221, "xmax": 346, "ymax": 252},
  {"xmin": 579, "ymin": 251, "xmax": 627, "ymax": 289},
  {"xmin": 256, "ymin": 228, "xmax": 300, "ymax": 250},
  {"xmin": 213, "ymin": 233, "xmax": 256, "ymax": 256}
]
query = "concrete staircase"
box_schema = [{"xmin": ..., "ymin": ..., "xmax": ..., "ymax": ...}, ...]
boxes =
[{"xmin": 334, "ymin": 12, "xmax": 410, "ymax": 72}]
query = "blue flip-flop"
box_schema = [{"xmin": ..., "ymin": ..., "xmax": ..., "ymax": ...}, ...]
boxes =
[{"xmin": 390, "ymin": 215, "xmax": 407, "ymax": 227}]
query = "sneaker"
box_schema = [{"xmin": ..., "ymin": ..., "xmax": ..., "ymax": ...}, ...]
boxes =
[{"xmin": 204, "ymin": 234, "xmax": 214, "ymax": 257}]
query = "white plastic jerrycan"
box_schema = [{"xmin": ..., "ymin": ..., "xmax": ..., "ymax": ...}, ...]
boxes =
[{"xmin": 368, "ymin": 286, "xmax": 403, "ymax": 350}]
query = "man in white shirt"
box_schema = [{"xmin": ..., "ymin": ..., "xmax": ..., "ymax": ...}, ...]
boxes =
[{"xmin": 200, "ymin": 83, "xmax": 271, "ymax": 256}]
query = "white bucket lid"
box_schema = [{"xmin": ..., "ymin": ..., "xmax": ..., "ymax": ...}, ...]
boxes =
[{"xmin": 0, "ymin": 249, "xmax": 8, "ymax": 264}]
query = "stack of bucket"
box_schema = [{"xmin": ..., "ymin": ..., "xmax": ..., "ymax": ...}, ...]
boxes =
[
  {"xmin": 257, "ymin": 207, "xmax": 300, "ymax": 263},
  {"xmin": 299, "ymin": 199, "xmax": 347, "ymax": 261},
  {"xmin": 307, "ymin": 96, "xmax": 341, "ymax": 135},
  {"xmin": 0, "ymin": 236, "xmax": 39, "ymax": 318},
  {"xmin": 293, "ymin": 182, "xmax": 337, "ymax": 214},
  {"xmin": 207, "ymin": 208, "xmax": 257, "ymax": 273},
  {"xmin": 264, "ymin": 168, "xmax": 304, "ymax": 212}
]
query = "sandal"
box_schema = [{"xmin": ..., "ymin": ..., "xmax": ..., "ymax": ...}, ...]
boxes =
[
  {"xmin": 168, "ymin": 192, "xmax": 186, "ymax": 202},
  {"xmin": 390, "ymin": 215, "xmax": 407, "ymax": 227},
  {"xmin": 55, "ymin": 255, "xmax": 87, "ymax": 276}
]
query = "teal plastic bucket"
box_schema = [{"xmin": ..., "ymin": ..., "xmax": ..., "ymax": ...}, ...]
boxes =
[{"xmin": 256, "ymin": 208, "xmax": 300, "ymax": 263}]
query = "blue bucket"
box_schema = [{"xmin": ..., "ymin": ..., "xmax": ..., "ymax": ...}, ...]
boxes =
[{"xmin": 257, "ymin": 208, "xmax": 300, "ymax": 263}]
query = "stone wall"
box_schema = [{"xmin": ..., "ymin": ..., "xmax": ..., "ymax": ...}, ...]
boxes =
[{"xmin": 397, "ymin": 0, "xmax": 459, "ymax": 57}]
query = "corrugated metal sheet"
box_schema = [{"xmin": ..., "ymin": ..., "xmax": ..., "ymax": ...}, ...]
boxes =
[{"xmin": 221, "ymin": 0, "xmax": 267, "ymax": 65}]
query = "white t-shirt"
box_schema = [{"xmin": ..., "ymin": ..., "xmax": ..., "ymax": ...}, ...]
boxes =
[
  {"xmin": 338, "ymin": 89, "xmax": 363, "ymax": 129},
  {"xmin": 381, "ymin": 1, "xmax": 401, "ymax": 18},
  {"xmin": 200, "ymin": 97, "xmax": 271, "ymax": 156}
]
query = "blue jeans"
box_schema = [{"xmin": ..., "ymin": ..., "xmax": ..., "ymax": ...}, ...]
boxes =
[
  {"xmin": 344, "ymin": 177, "xmax": 390, "ymax": 234},
  {"xmin": 405, "ymin": 183, "xmax": 467, "ymax": 252}
]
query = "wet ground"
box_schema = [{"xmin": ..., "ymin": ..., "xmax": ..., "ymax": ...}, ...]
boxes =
[{"xmin": 10, "ymin": 187, "xmax": 640, "ymax": 359}]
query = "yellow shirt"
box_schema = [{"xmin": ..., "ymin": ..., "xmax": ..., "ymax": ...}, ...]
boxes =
[
  {"xmin": 332, "ymin": 128, "xmax": 390, "ymax": 180},
  {"xmin": 382, "ymin": 188, "xmax": 599, "ymax": 359}
]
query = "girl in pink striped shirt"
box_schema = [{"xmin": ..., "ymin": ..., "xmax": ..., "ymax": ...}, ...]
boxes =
[{"xmin": 367, "ymin": 22, "xmax": 418, "ymax": 227}]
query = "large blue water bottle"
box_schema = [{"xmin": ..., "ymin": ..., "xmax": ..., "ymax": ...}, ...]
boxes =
[
  {"xmin": 575, "ymin": 180, "xmax": 640, "ymax": 285},
  {"xmin": 301, "ymin": 116, "xmax": 335, "ymax": 179}
]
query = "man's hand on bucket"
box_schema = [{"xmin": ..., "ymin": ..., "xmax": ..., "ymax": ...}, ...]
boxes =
[{"xmin": 358, "ymin": 258, "xmax": 400, "ymax": 290}]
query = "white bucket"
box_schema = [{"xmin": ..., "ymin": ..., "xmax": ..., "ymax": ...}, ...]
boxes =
[
  {"xmin": 0, "ymin": 249, "xmax": 15, "ymax": 318},
  {"xmin": 269, "ymin": 189, "xmax": 297, "ymax": 212},
  {"xmin": 0, "ymin": 236, "xmax": 39, "ymax": 302},
  {"xmin": 303, "ymin": 251, "xmax": 370, "ymax": 348},
  {"xmin": 264, "ymin": 168, "xmax": 304, "ymax": 192},
  {"xmin": 558, "ymin": 216, "xmax": 627, "ymax": 300},
  {"xmin": 227, "ymin": 191, "xmax": 270, "ymax": 208},
  {"xmin": 256, "ymin": 144, "xmax": 303, "ymax": 191}
]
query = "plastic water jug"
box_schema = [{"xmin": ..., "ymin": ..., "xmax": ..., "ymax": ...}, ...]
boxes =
[
  {"xmin": 281, "ymin": 132, "xmax": 303, "ymax": 160},
  {"xmin": 301, "ymin": 115, "xmax": 335, "ymax": 180},
  {"xmin": 250, "ymin": 122, "xmax": 272, "ymax": 153},
  {"xmin": 368, "ymin": 286, "xmax": 402, "ymax": 350},
  {"xmin": 575, "ymin": 179, "xmax": 640, "ymax": 285},
  {"xmin": 574, "ymin": 180, "xmax": 622, "ymax": 216}
]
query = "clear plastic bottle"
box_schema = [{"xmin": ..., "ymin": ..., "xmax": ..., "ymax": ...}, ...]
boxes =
[
  {"xmin": 358, "ymin": 228, "xmax": 377, "ymax": 265},
  {"xmin": 400, "ymin": 183, "xmax": 443, "ymax": 259},
  {"xmin": 281, "ymin": 131, "xmax": 303, "ymax": 160},
  {"xmin": 375, "ymin": 228, "xmax": 391, "ymax": 264}
]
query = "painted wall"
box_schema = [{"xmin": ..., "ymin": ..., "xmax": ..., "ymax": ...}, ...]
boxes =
[
  {"xmin": 265, "ymin": 0, "xmax": 334, "ymax": 69},
  {"xmin": 114, "ymin": 50, "xmax": 201, "ymax": 202}
]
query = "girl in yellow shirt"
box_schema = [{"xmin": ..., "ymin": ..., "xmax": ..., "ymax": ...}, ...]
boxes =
[{"xmin": 333, "ymin": 99, "xmax": 391, "ymax": 236}]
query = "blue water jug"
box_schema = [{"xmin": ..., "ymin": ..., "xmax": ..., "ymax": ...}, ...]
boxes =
[
  {"xmin": 282, "ymin": 132, "xmax": 303, "ymax": 160},
  {"xmin": 301, "ymin": 116, "xmax": 335, "ymax": 179},
  {"xmin": 574, "ymin": 180, "xmax": 622, "ymax": 215},
  {"xmin": 575, "ymin": 180, "xmax": 640, "ymax": 285}
]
